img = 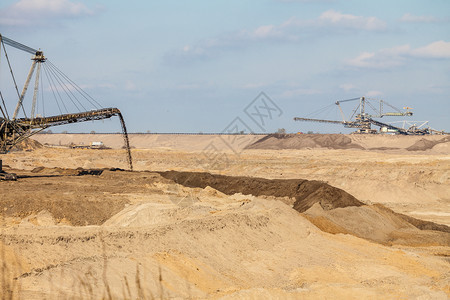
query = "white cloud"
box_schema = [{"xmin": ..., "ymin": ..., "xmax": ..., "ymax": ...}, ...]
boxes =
[
  {"xmin": 400, "ymin": 13, "xmax": 440, "ymax": 23},
  {"xmin": 166, "ymin": 27, "xmax": 295, "ymax": 64},
  {"xmin": 347, "ymin": 41, "xmax": 450, "ymax": 69},
  {"xmin": 366, "ymin": 90, "xmax": 383, "ymax": 97},
  {"xmin": 346, "ymin": 50, "xmax": 406, "ymax": 69},
  {"xmin": 250, "ymin": 24, "xmax": 298, "ymax": 41},
  {"xmin": 280, "ymin": 10, "xmax": 386, "ymax": 32},
  {"xmin": 0, "ymin": 0, "xmax": 96, "ymax": 26},
  {"xmin": 318, "ymin": 10, "xmax": 386, "ymax": 31},
  {"xmin": 347, "ymin": 52, "xmax": 374, "ymax": 67},
  {"xmin": 411, "ymin": 41, "xmax": 450, "ymax": 59},
  {"xmin": 166, "ymin": 10, "xmax": 386, "ymax": 64}
]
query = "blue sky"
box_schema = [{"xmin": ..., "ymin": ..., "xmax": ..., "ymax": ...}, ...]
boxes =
[{"xmin": 0, "ymin": 0, "xmax": 449, "ymax": 133}]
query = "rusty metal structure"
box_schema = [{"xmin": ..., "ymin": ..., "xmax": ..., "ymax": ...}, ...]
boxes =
[
  {"xmin": 294, "ymin": 96, "xmax": 446, "ymax": 135},
  {"xmin": 0, "ymin": 34, "xmax": 133, "ymax": 179}
]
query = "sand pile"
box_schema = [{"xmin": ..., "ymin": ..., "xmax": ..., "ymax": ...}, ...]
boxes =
[
  {"xmin": 103, "ymin": 202, "xmax": 223, "ymax": 227},
  {"xmin": 246, "ymin": 134, "xmax": 364, "ymax": 150},
  {"xmin": 10, "ymin": 138, "xmax": 42, "ymax": 152},
  {"xmin": 246, "ymin": 133, "xmax": 450, "ymax": 153},
  {"xmin": 160, "ymin": 171, "xmax": 450, "ymax": 247},
  {"xmin": 304, "ymin": 203, "xmax": 450, "ymax": 246},
  {"xmin": 407, "ymin": 136, "xmax": 450, "ymax": 151}
]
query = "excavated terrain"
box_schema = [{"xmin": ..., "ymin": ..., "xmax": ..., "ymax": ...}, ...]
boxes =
[{"xmin": 0, "ymin": 134, "xmax": 449, "ymax": 299}]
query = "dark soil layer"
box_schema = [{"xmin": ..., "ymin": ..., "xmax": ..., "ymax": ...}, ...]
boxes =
[{"xmin": 158, "ymin": 170, "xmax": 364, "ymax": 212}]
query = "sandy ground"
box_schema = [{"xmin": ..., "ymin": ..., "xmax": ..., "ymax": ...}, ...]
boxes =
[
  {"xmin": 31, "ymin": 133, "xmax": 450, "ymax": 225},
  {"xmin": 0, "ymin": 134, "xmax": 449, "ymax": 299}
]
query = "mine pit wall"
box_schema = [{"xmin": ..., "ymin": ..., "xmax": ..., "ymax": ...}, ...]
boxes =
[
  {"xmin": 31, "ymin": 133, "xmax": 265, "ymax": 151},
  {"xmin": 31, "ymin": 133, "xmax": 449, "ymax": 152}
]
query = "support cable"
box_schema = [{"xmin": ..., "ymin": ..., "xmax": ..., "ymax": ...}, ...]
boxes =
[
  {"xmin": 45, "ymin": 62, "xmax": 84, "ymax": 112},
  {"xmin": 366, "ymin": 100, "xmax": 379, "ymax": 116},
  {"xmin": 42, "ymin": 63, "xmax": 65, "ymax": 114},
  {"xmin": 47, "ymin": 60, "xmax": 102, "ymax": 109},
  {"xmin": 0, "ymin": 91, "xmax": 9, "ymax": 119},
  {"xmin": 382, "ymin": 100, "xmax": 403, "ymax": 113},
  {"xmin": 349, "ymin": 103, "xmax": 360, "ymax": 120},
  {"xmin": 305, "ymin": 103, "xmax": 335, "ymax": 118}
]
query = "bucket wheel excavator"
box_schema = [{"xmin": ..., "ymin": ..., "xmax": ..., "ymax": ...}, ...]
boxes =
[
  {"xmin": 0, "ymin": 34, "xmax": 133, "ymax": 180},
  {"xmin": 294, "ymin": 96, "xmax": 445, "ymax": 135}
]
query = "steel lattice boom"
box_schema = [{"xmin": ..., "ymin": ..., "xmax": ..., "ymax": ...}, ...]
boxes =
[{"xmin": 0, "ymin": 34, "xmax": 133, "ymax": 177}]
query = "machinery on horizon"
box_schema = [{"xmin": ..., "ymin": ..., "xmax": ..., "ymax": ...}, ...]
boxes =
[
  {"xmin": 0, "ymin": 34, "xmax": 133, "ymax": 179},
  {"xmin": 294, "ymin": 96, "xmax": 446, "ymax": 135}
]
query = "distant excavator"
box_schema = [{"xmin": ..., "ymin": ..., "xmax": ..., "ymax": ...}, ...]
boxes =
[
  {"xmin": 0, "ymin": 34, "xmax": 133, "ymax": 180},
  {"xmin": 294, "ymin": 96, "xmax": 446, "ymax": 135}
]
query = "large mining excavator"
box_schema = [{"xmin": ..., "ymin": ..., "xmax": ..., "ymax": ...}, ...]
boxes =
[
  {"xmin": 294, "ymin": 96, "xmax": 445, "ymax": 135},
  {"xmin": 0, "ymin": 34, "xmax": 133, "ymax": 180}
]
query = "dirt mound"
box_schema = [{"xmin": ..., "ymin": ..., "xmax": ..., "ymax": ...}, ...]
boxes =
[
  {"xmin": 406, "ymin": 136, "xmax": 450, "ymax": 151},
  {"xmin": 160, "ymin": 171, "xmax": 449, "ymax": 247},
  {"xmin": 1, "ymin": 194, "xmax": 127, "ymax": 226},
  {"xmin": 10, "ymin": 138, "xmax": 43, "ymax": 152},
  {"xmin": 246, "ymin": 133, "xmax": 450, "ymax": 153},
  {"xmin": 246, "ymin": 134, "xmax": 364, "ymax": 150},
  {"xmin": 159, "ymin": 171, "xmax": 364, "ymax": 212},
  {"xmin": 0, "ymin": 169, "xmax": 136, "ymax": 226},
  {"xmin": 304, "ymin": 203, "xmax": 450, "ymax": 246},
  {"xmin": 379, "ymin": 204, "xmax": 450, "ymax": 233}
]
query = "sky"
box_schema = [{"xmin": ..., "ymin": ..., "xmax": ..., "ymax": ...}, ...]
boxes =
[{"xmin": 0, "ymin": 0, "xmax": 449, "ymax": 134}]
